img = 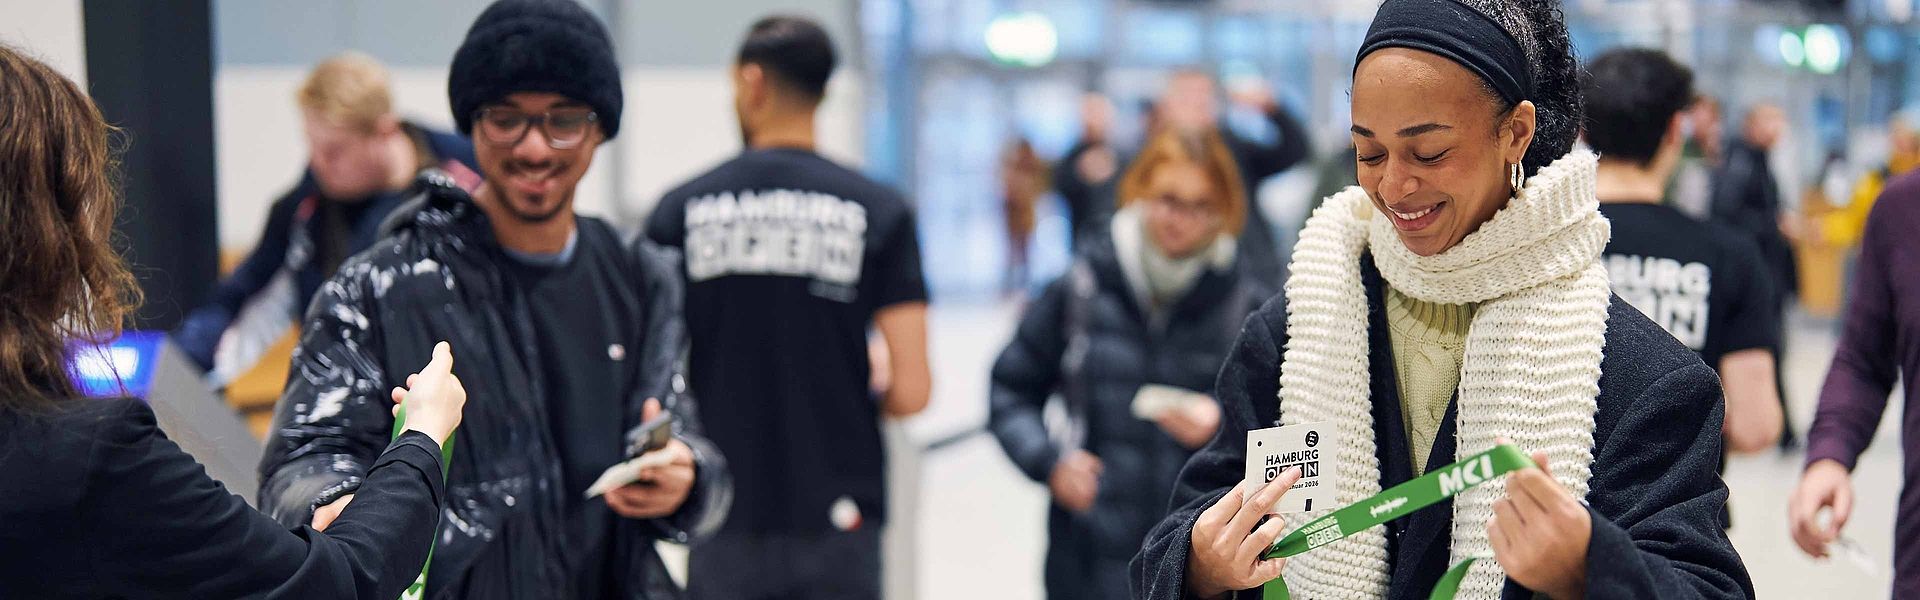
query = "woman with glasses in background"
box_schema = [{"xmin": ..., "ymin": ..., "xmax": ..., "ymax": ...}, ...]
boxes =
[{"xmin": 988, "ymin": 128, "xmax": 1271, "ymax": 600}]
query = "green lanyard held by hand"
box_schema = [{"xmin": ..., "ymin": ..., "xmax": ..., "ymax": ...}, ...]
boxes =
[
  {"xmin": 1258, "ymin": 444, "xmax": 1535, "ymax": 600},
  {"xmin": 391, "ymin": 405, "xmax": 455, "ymax": 600}
]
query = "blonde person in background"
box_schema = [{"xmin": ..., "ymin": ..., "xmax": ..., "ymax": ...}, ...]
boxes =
[
  {"xmin": 988, "ymin": 128, "xmax": 1270, "ymax": 599},
  {"xmin": 171, "ymin": 51, "xmax": 479, "ymax": 386}
]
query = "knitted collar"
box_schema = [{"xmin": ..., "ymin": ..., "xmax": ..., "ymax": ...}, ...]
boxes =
[
  {"xmin": 1110, "ymin": 205, "xmax": 1237, "ymax": 316},
  {"xmin": 1274, "ymin": 150, "xmax": 1610, "ymax": 599}
]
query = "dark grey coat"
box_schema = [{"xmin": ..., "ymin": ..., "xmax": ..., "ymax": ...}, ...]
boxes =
[
  {"xmin": 990, "ymin": 233, "xmax": 1269, "ymax": 600},
  {"xmin": 1130, "ymin": 255, "xmax": 1755, "ymax": 600}
]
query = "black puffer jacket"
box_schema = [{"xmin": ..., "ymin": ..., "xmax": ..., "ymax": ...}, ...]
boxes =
[
  {"xmin": 988, "ymin": 226, "xmax": 1269, "ymax": 600},
  {"xmin": 257, "ymin": 172, "xmax": 730, "ymax": 599}
]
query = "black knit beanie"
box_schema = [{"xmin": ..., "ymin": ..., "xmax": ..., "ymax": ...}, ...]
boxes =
[{"xmin": 448, "ymin": 0, "xmax": 622, "ymax": 140}]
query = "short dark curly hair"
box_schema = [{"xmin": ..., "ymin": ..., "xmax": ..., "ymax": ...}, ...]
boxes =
[
  {"xmin": 736, "ymin": 15, "xmax": 837, "ymax": 104},
  {"xmin": 1456, "ymin": 0, "xmax": 1584, "ymax": 176},
  {"xmin": 1581, "ymin": 48, "xmax": 1694, "ymax": 167}
]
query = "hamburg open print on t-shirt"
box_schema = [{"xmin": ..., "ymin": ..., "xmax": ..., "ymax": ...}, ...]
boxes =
[
  {"xmin": 1605, "ymin": 253, "xmax": 1710, "ymax": 349},
  {"xmin": 684, "ymin": 188, "xmax": 867, "ymax": 302}
]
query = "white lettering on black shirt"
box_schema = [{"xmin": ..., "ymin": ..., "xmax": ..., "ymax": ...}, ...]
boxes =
[
  {"xmin": 683, "ymin": 189, "xmax": 868, "ymax": 288},
  {"xmin": 1605, "ymin": 253, "xmax": 1712, "ymax": 349}
]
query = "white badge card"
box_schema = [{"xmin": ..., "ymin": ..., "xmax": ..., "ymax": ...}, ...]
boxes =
[{"xmin": 1243, "ymin": 421, "xmax": 1337, "ymax": 514}]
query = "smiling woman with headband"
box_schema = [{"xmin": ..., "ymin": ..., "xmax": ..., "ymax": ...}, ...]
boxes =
[{"xmin": 1130, "ymin": 1, "xmax": 1753, "ymax": 599}]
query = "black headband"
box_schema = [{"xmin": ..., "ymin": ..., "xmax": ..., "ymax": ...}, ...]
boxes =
[{"xmin": 1356, "ymin": 0, "xmax": 1532, "ymax": 105}]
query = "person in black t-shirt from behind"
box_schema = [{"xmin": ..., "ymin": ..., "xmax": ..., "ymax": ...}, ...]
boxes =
[
  {"xmin": 1584, "ymin": 48, "xmax": 1784, "ymax": 470},
  {"xmin": 646, "ymin": 15, "xmax": 932, "ymax": 600}
]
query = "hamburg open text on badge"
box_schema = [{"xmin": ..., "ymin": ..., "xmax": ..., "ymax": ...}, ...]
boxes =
[{"xmin": 1243, "ymin": 422, "xmax": 1339, "ymax": 514}]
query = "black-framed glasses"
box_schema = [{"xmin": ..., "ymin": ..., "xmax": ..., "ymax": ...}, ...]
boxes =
[{"xmin": 473, "ymin": 107, "xmax": 599, "ymax": 149}]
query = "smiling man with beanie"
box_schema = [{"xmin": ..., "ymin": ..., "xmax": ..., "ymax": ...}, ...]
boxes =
[{"xmin": 257, "ymin": 1, "xmax": 731, "ymax": 598}]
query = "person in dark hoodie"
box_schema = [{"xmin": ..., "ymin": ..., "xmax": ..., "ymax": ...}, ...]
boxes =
[
  {"xmin": 171, "ymin": 52, "xmax": 479, "ymax": 386},
  {"xmin": 1710, "ymin": 101, "xmax": 1800, "ymax": 450},
  {"xmin": 0, "ymin": 42, "xmax": 467, "ymax": 600},
  {"xmin": 1055, "ymin": 92, "xmax": 1126, "ymax": 249},
  {"xmin": 1131, "ymin": 1, "xmax": 1751, "ymax": 599},
  {"xmin": 256, "ymin": 2, "xmax": 731, "ymax": 598},
  {"xmin": 989, "ymin": 127, "xmax": 1269, "ymax": 600}
]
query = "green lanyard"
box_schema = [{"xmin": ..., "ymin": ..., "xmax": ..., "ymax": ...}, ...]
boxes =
[
  {"xmin": 1259, "ymin": 444, "xmax": 1535, "ymax": 600},
  {"xmin": 391, "ymin": 405, "xmax": 455, "ymax": 600}
]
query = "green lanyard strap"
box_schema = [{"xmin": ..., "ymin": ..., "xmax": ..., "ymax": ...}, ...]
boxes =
[
  {"xmin": 1259, "ymin": 444, "xmax": 1534, "ymax": 600},
  {"xmin": 391, "ymin": 406, "xmax": 455, "ymax": 600}
]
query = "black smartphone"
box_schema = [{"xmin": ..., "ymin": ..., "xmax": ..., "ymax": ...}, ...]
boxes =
[{"xmin": 624, "ymin": 411, "xmax": 674, "ymax": 459}]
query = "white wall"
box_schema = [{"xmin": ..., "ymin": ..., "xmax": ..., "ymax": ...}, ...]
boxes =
[
  {"xmin": 0, "ymin": 0, "xmax": 88, "ymax": 84},
  {"xmin": 213, "ymin": 65, "xmax": 861, "ymax": 250},
  {"xmin": 620, "ymin": 68, "xmax": 866, "ymax": 218}
]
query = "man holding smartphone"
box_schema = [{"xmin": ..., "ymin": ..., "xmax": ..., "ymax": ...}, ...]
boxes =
[{"xmin": 258, "ymin": 1, "xmax": 730, "ymax": 597}]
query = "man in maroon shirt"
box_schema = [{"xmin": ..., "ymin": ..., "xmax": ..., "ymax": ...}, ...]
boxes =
[{"xmin": 1790, "ymin": 170, "xmax": 1920, "ymax": 597}]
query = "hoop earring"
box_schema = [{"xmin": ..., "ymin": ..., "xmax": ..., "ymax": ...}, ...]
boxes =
[{"xmin": 1509, "ymin": 162, "xmax": 1526, "ymax": 195}]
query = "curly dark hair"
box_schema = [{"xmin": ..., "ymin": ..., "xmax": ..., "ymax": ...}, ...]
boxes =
[
  {"xmin": 1457, "ymin": 0, "xmax": 1584, "ymax": 176},
  {"xmin": 0, "ymin": 44, "xmax": 141, "ymax": 412}
]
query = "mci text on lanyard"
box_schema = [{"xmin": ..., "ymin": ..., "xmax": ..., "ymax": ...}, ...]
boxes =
[{"xmin": 1258, "ymin": 444, "xmax": 1536, "ymax": 600}]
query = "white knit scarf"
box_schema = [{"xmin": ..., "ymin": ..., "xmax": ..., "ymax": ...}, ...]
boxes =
[{"xmin": 1274, "ymin": 150, "xmax": 1610, "ymax": 599}]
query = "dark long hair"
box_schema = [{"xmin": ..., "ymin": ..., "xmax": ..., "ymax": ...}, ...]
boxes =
[
  {"xmin": 0, "ymin": 44, "xmax": 141, "ymax": 411},
  {"xmin": 1457, "ymin": 0, "xmax": 1584, "ymax": 176}
]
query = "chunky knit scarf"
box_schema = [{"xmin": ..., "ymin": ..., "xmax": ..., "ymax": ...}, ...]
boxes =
[{"xmin": 1274, "ymin": 150, "xmax": 1610, "ymax": 599}]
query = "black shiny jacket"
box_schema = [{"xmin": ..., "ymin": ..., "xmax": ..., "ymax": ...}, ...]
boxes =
[{"xmin": 257, "ymin": 172, "xmax": 730, "ymax": 599}]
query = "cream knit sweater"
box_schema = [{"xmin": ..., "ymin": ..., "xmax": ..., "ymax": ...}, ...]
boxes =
[
  {"xmin": 1385, "ymin": 288, "xmax": 1476, "ymax": 476},
  {"xmin": 1274, "ymin": 150, "xmax": 1611, "ymax": 599}
]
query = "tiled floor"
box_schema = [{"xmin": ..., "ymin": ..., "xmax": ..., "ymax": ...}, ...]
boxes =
[{"xmin": 893, "ymin": 302, "xmax": 1903, "ymax": 599}]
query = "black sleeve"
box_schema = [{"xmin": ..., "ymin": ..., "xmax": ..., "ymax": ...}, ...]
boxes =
[
  {"xmin": 1579, "ymin": 363, "xmax": 1755, "ymax": 599},
  {"xmin": 629, "ymin": 240, "xmax": 691, "ymax": 407},
  {"xmin": 83, "ymin": 399, "xmax": 446, "ymax": 600},
  {"xmin": 625, "ymin": 239, "xmax": 732, "ymax": 542},
  {"xmin": 1709, "ymin": 157, "xmax": 1766, "ymax": 236},
  {"xmin": 1709, "ymin": 235, "xmax": 1780, "ymax": 361},
  {"xmin": 870, "ymin": 205, "xmax": 930, "ymax": 309},
  {"xmin": 986, "ymin": 278, "xmax": 1073, "ymax": 482},
  {"xmin": 172, "ymin": 184, "xmax": 309, "ymax": 369},
  {"xmin": 1131, "ymin": 300, "xmax": 1286, "ymax": 600},
  {"xmin": 256, "ymin": 254, "xmax": 397, "ymax": 527},
  {"xmin": 1053, "ymin": 141, "xmax": 1096, "ymax": 215},
  {"xmin": 1707, "ymin": 161, "xmax": 1742, "ymax": 225},
  {"xmin": 644, "ymin": 194, "xmax": 687, "ymax": 248}
]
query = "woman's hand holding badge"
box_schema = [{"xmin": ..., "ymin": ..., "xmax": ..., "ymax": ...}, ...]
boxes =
[
  {"xmin": 1487, "ymin": 446, "xmax": 1591, "ymax": 600},
  {"xmin": 1186, "ymin": 467, "xmax": 1301, "ymax": 599}
]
